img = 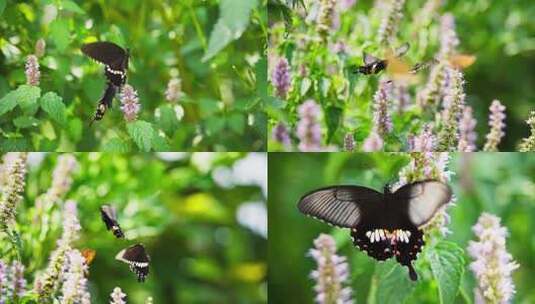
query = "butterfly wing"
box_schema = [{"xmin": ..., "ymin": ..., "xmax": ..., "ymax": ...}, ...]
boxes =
[
  {"xmin": 116, "ymin": 244, "xmax": 150, "ymax": 282},
  {"xmin": 393, "ymin": 180, "xmax": 452, "ymax": 227},
  {"xmin": 394, "ymin": 43, "xmax": 410, "ymax": 58},
  {"xmin": 82, "ymin": 42, "xmax": 127, "ymax": 66},
  {"xmin": 100, "ymin": 204, "xmax": 124, "ymax": 238},
  {"xmin": 298, "ymin": 185, "xmax": 384, "ymax": 228},
  {"xmin": 363, "ymin": 52, "xmax": 380, "ymax": 65}
]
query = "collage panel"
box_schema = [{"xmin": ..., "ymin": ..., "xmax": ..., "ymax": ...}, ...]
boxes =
[
  {"xmin": 0, "ymin": 152, "xmax": 267, "ymax": 303},
  {"xmin": 0, "ymin": 1, "xmax": 266, "ymax": 152},
  {"xmin": 268, "ymin": 152, "xmax": 534, "ymax": 303},
  {"xmin": 267, "ymin": 1, "xmax": 535, "ymax": 152}
]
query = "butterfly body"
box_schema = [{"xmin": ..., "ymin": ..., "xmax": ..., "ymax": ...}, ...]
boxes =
[
  {"xmin": 100, "ymin": 204, "xmax": 125, "ymax": 239},
  {"xmin": 298, "ymin": 180, "xmax": 452, "ymax": 281},
  {"xmin": 81, "ymin": 42, "xmax": 129, "ymax": 123}
]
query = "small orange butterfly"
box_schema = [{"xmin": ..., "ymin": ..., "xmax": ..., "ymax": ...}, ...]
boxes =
[{"xmin": 81, "ymin": 249, "xmax": 96, "ymax": 266}]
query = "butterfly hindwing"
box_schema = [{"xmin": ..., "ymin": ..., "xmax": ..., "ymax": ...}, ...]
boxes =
[
  {"xmin": 100, "ymin": 204, "xmax": 124, "ymax": 239},
  {"xmin": 116, "ymin": 244, "xmax": 150, "ymax": 282},
  {"xmin": 298, "ymin": 185, "xmax": 383, "ymax": 228}
]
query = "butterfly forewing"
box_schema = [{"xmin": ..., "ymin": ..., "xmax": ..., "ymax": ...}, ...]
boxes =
[
  {"xmin": 116, "ymin": 244, "xmax": 150, "ymax": 282},
  {"xmin": 81, "ymin": 42, "xmax": 127, "ymax": 66},
  {"xmin": 363, "ymin": 53, "xmax": 380, "ymax": 65},
  {"xmin": 298, "ymin": 186, "xmax": 383, "ymax": 228},
  {"xmin": 393, "ymin": 180, "xmax": 452, "ymax": 227},
  {"xmin": 100, "ymin": 204, "xmax": 125, "ymax": 239}
]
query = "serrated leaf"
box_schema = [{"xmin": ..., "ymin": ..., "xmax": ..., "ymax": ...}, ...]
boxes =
[
  {"xmin": 49, "ymin": 18, "xmax": 70, "ymax": 51},
  {"xmin": 14, "ymin": 116, "xmax": 39, "ymax": 128},
  {"xmin": 61, "ymin": 0, "xmax": 85, "ymax": 14},
  {"xmin": 374, "ymin": 260, "xmax": 416, "ymax": 304},
  {"xmin": 429, "ymin": 241, "xmax": 465, "ymax": 304},
  {"xmin": 151, "ymin": 133, "xmax": 170, "ymax": 151},
  {"xmin": 157, "ymin": 105, "xmax": 179, "ymax": 136},
  {"xmin": 102, "ymin": 137, "xmax": 130, "ymax": 152},
  {"xmin": 0, "ymin": 90, "xmax": 19, "ymax": 116},
  {"xmin": 40, "ymin": 92, "xmax": 66, "ymax": 125},
  {"xmin": 202, "ymin": 0, "xmax": 259, "ymax": 61},
  {"xmin": 15, "ymin": 85, "xmax": 41, "ymax": 115},
  {"xmin": 127, "ymin": 120, "xmax": 154, "ymax": 151},
  {"xmin": 0, "ymin": 138, "xmax": 31, "ymax": 152}
]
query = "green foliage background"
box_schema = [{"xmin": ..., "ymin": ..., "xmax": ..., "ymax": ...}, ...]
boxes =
[
  {"xmin": 267, "ymin": 0, "xmax": 535, "ymax": 151},
  {"xmin": 268, "ymin": 152, "xmax": 535, "ymax": 303},
  {"xmin": 1, "ymin": 152, "xmax": 267, "ymax": 303},
  {"xmin": 0, "ymin": 0, "xmax": 267, "ymax": 151}
]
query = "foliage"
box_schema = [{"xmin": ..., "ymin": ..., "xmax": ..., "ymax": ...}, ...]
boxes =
[
  {"xmin": 0, "ymin": 0, "xmax": 267, "ymax": 151},
  {"xmin": 268, "ymin": 153, "xmax": 535, "ymax": 303},
  {"xmin": 267, "ymin": 0, "xmax": 535, "ymax": 151},
  {"xmin": 0, "ymin": 152, "xmax": 267, "ymax": 303}
]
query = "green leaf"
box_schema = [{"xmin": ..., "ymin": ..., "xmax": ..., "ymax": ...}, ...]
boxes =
[
  {"xmin": 373, "ymin": 260, "xmax": 416, "ymax": 304},
  {"xmin": 127, "ymin": 120, "xmax": 154, "ymax": 151},
  {"xmin": 16, "ymin": 85, "xmax": 41, "ymax": 115},
  {"xmin": 256, "ymin": 57, "xmax": 268, "ymax": 100},
  {"xmin": 0, "ymin": 90, "xmax": 19, "ymax": 116},
  {"xmin": 199, "ymin": 98, "xmax": 219, "ymax": 117},
  {"xmin": 227, "ymin": 112, "xmax": 245, "ymax": 134},
  {"xmin": 151, "ymin": 133, "xmax": 171, "ymax": 151},
  {"xmin": 61, "ymin": 0, "xmax": 85, "ymax": 14},
  {"xmin": 205, "ymin": 116, "xmax": 226, "ymax": 135},
  {"xmin": 429, "ymin": 241, "xmax": 465, "ymax": 304},
  {"xmin": 157, "ymin": 105, "xmax": 179, "ymax": 136},
  {"xmin": 325, "ymin": 106, "xmax": 342, "ymax": 143},
  {"xmin": 13, "ymin": 116, "xmax": 39, "ymax": 128},
  {"xmin": 102, "ymin": 137, "xmax": 131, "ymax": 152},
  {"xmin": 202, "ymin": 0, "xmax": 259, "ymax": 61},
  {"xmin": 40, "ymin": 92, "xmax": 66, "ymax": 125},
  {"xmin": 300, "ymin": 77, "xmax": 312, "ymax": 96},
  {"xmin": 0, "ymin": 0, "xmax": 6, "ymax": 16},
  {"xmin": 0, "ymin": 138, "xmax": 31, "ymax": 152},
  {"xmin": 49, "ymin": 18, "xmax": 70, "ymax": 51}
]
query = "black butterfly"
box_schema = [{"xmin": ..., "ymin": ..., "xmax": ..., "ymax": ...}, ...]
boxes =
[
  {"xmin": 100, "ymin": 204, "xmax": 125, "ymax": 239},
  {"xmin": 116, "ymin": 244, "xmax": 150, "ymax": 282},
  {"xmin": 354, "ymin": 43, "xmax": 409, "ymax": 75},
  {"xmin": 298, "ymin": 180, "xmax": 452, "ymax": 281},
  {"xmin": 81, "ymin": 41, "xmax": 129, "ymax": 124}
]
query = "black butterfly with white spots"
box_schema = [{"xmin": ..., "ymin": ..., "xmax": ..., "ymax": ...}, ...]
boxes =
[
  {"xmin": 81, "ymin": 41, "xmax": 129, "ymax": 124},
  {"xmin": 100, "ymin": 204, "xmax": 125, "ymax": 239},
  {"xmin": 354, "ymin": 43, "xmax": 409, "ymax": 75},
  {"xmin": 116, "ymin": 244, "xmax": 150, "ymax": 282},
  {"xmin": 298, "ymin": 180, "xmax": 452, "ymax": 281}
]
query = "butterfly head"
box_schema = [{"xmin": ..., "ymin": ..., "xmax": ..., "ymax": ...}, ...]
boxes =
[{"xmin": 383, "ymin": 183, "xmax": 393, "ymax": 194}]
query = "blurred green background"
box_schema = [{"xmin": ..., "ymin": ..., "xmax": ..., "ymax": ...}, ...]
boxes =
[
  {"xmin": 4, "ymin": 152, "xmax": 267, "ymax": 303},
  {"xmin": 268, "ymin": 152, "xmax": 535, "ymax": 303},
  {"xmin": 0, "ymin": 0, "xmax": 266, "ymax": 151},
  {"xmin": 267, "ymin": 0, "xmax": 535, "ymax": 150}
]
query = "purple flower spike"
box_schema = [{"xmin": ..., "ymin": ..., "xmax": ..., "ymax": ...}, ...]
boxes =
[
  {"xmin": 309, "ymin": 234, "xmax": 353, "ymax": 304},
  {"xmin": 271, "ymin": 57, "xmax": 291, "ymax": 99},
  {"xmin": 483, "ymin": 100, "xmax": 506, "ymax": 151},
  {"xmin": 120, "ymin": 84, "xmax": 141, "ymax": 122},
  {"xmin": 297, "ymin": 100, "xmax": 322, "ymax": 151},
  {"xmin": 468, "ymin": 213, "xmax": 519, "ymax": 304},
  {"xmin": 272, "ymin": 122, "xmax": 292, "ymax": 149},
  {"xmin": 25, "ymin": 55, "xmax": 40, "ymax": 86}
]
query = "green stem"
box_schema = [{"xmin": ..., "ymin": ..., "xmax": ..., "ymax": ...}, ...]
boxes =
[{"xmin": 188, "ymin": 3, "xmax": 207, "ymax": 51}]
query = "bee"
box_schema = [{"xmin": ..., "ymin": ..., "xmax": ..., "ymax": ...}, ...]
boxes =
[{"xmin": 354, "ymin": 43, "xmax": 410, "ymax": 75}]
